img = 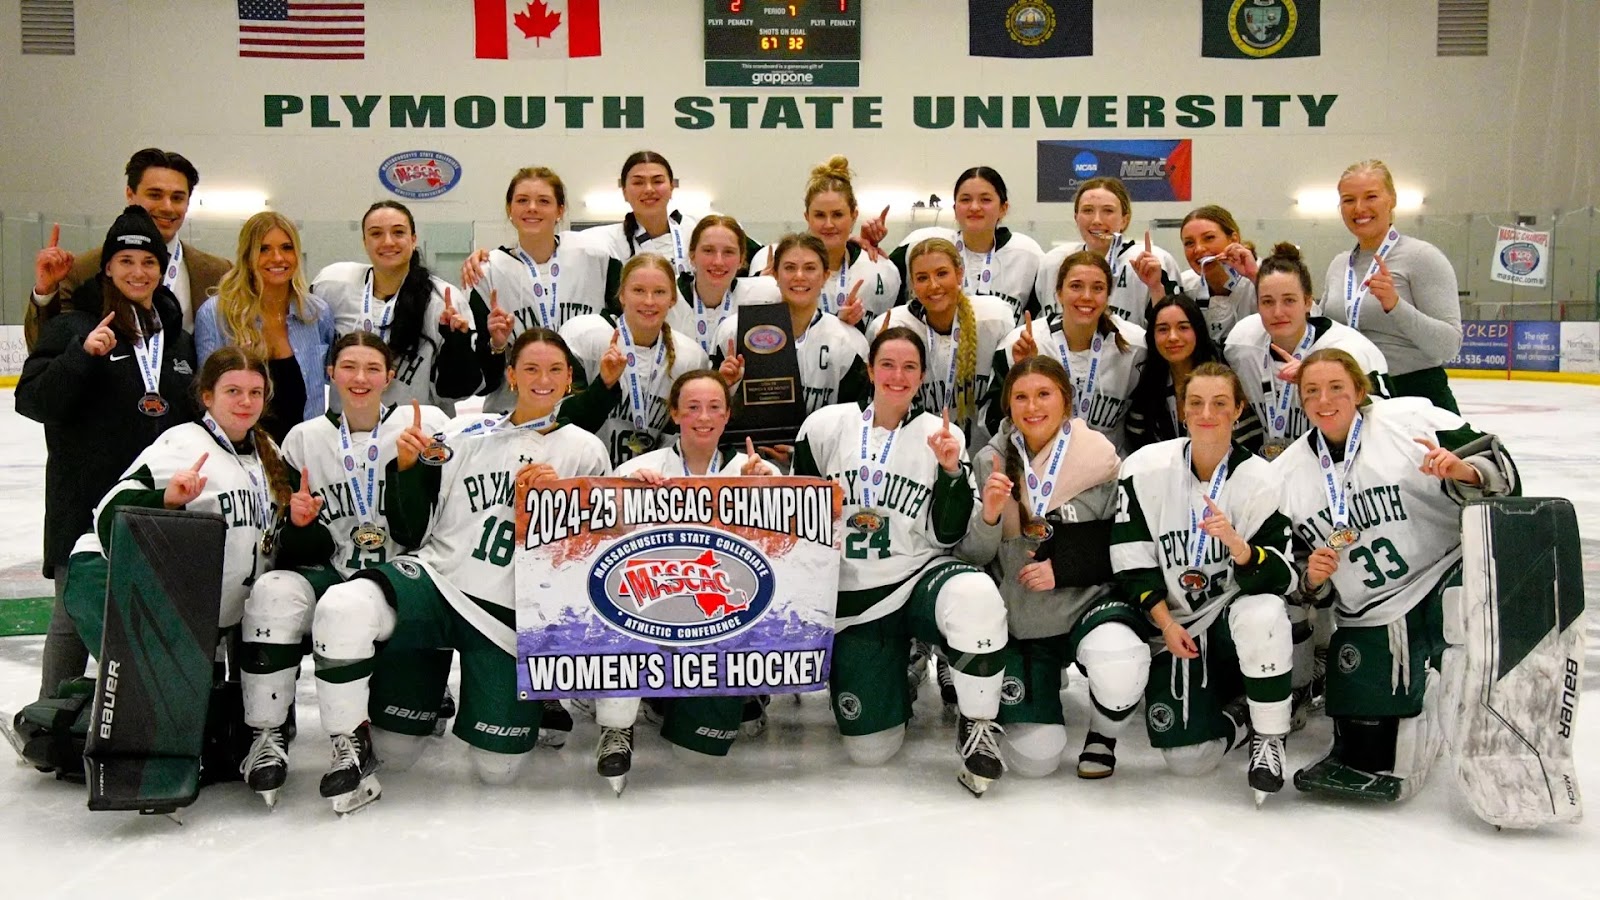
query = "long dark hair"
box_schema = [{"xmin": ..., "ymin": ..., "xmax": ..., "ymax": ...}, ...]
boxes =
[
  {"xmin": 194, "ymin": 347, "xmax": 292, "ymax": 505},
  {"xmin": 361, "ymin": 200, "xmax": 435, "ymax": 361},
  {"xmin": 619, "ymin": 151, "xmax": 676, "ymax": 254},
  {"xmin": 330, "ymin": 330, "xmax": 397, "ymax": 372},
  {"xmin": 1127, "ymin": 294, "xmax": 1221, "ymax": 449},
  {"xmin": 999, "ymin": 355, "xmax": 1074, "ymax": 534}
]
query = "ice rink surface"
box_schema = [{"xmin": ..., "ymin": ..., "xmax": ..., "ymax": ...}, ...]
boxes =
[{"xmin": 1, "ymin": 381, "xmax": 1596, "ymax": 900}]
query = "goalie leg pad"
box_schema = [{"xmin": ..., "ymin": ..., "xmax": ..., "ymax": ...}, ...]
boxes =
[{"xmin": 1447, "ymin": 497, "xmax": 1585, "ymax": 828}]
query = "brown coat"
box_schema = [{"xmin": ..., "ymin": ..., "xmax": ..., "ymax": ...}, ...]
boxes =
[{"xmin": 23, "ymin": 240, "xmax": 231, "ymax": 349}]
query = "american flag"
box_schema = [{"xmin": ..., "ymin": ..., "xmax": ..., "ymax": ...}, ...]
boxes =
[{"xmin": 237, "ymin": 1, "xmax": 365, "ymax": 60}]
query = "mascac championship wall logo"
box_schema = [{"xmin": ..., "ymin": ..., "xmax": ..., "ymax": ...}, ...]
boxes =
[
  {"xmin": 1499, "ymin": 241, "xmax": 1542, "ymax": 278},
  {"xmin": 588, "ymin": 527, "xmax": 776, "ymax": 645},
  {"xmin": 378, "ymin": 150, "xmax": 462, "ymax": 200}
]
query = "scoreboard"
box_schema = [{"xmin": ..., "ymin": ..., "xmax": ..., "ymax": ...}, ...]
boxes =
[{"xmin": 704, "ymin": 1, "xmax": 862, "ymax": 88}]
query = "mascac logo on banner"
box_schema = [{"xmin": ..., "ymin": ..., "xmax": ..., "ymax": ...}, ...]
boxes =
[
  {"xmin": 1037, "ymin": 140, "xmax": 1192, "ymax": 202},
  {"xmin": 378, "ymin": 150, "xmax": 462, "ymax": 200}
]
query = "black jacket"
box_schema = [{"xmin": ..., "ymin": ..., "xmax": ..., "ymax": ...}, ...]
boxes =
[{"xmin": 16, "ymin": 279, "xmax": 198, "ymax": 575}]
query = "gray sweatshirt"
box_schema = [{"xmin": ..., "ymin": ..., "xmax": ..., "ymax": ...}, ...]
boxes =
[
  {"xmin": 1323, "ymin": 234, "xmax": 1462, "ymax": 376},
  {"xmin": 956, "ymin": 426, "xmax": 1121, "ymax": 641}
]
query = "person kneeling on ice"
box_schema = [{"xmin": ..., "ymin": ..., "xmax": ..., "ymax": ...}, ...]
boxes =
[
  {"xmin": 589, "ymin": 370, "xmax": 778, "ymax": 793},
  {"xmin": 309, "ymin": 328, "xmax": 610, "ymax": 813},
  {"xmin": 61, "ymin": 349, "xmax": 291, "ymax": 783},
  {"xmin": 792, "ymin": 327, "xmax": 1010, "ymax": 796},
  {"xmin": 1111, "ymin": 362, "xmax": 1297, "ymax": 805},
  {"xmin": 236, "ymin": 333, "xmax": 451, "ymax": 807},
  {"xmin": 957, "ymin": 356, "xmax": 1150, "ymax": 779},
  {"xmin": 1272, "ymin": 349, "xmax": 1517, "ymax": 802}
]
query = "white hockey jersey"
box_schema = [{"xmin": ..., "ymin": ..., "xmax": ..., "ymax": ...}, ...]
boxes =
[
  {"xmin": 1270, "ymin": 398, "xmax": 1511, "ymax": 627},
  {"xmin": 560, "ymin": 313, "xmax": 710, "ymax": 465},
  {"xmin": 616, "ymin": 445, "xmax": 768, "ymax": 478},
  {"xmin": 397, "ymin": 420, "xmax": 611, "ymax": 614},
  {"xmin": 995, "ymin": 315, "xmax": 1147, "ymax": 454},
  {"xmin": 893, "ymin": 226, "xmax": 1044, "ymax": 322},
  {"xmin": 575, "ymin": 211, "xmax": 702, "ymax": 273},
  {"xmin": 867, "ymin": 294, "xmax": 1014, "ymax": 448},
  {"xmin": 279, "ymin": 404, "xmax": 451, "ymax": 578},
  {"xmin": 793, "ymin": 402, "xmax": 976, "ymax": 607},
  {"xmin": 1179, "ymin": 268, "xmax": 1258, "ymax": 345},
  {"xmin": 712, "ymin": 307, "xmax": 869, "ymax": 416},
  {"xmin": 312, "ymin": 261, "xmax": 477, "ymax": 414},
  {"xmin": 749, "ymin": 242, "xmax": 901, "ymax": 325},
  {"xmin": 78, "ymin": 421, "xmax": 282, "ymax": 630},
  {"xmin": 1111, "ymin": 439, "xmax": 1296, "ymax": 633},
  {"xmin": 1035, "ymin": 237, "xmax": 1183, "ymax": 324},
  {"xmin": 668, "ymin": 272, "xmax": 782, "ymax": 357},
  {"xmin": 1224, "ymin": 314, "xmax": 1390, "ymax": 450}
]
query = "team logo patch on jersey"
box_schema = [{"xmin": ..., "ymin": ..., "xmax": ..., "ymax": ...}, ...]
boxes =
[
  {"xmin": 836, "ymin": 691, "xmax": 862, "ymax": 721},
  {"xmin": 1337, "ymin": 644, "xmax": 1362, "ymax": 674},
  {"xmin": 1148, "ymin": 702, "xmax": 1176, "ymax": 733},
  {"xmin": 588, "ymin": 527, "xmax": 775, "ymax": 646},
  {"xmin": 1000, "ymin": 675, "xmax": 1026, "ymax": 706},
  {"xmin": 378, "ymin": 150, "xmax": 462, "ymax": 201},
  {"xmin": 391, "ymin": 558, "xmax": 423, "ymax": 580},
  {"xmin": 743, "ymin": 324, "xmax": 787, "ymax": 355}
]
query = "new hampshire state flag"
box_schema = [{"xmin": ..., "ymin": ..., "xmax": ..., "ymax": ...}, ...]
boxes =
[
  {"xmin": 969, "ymin": 1, "xmax": 1093, "ymax": 59},
  {"xmin": 1202, "ymin": 0, "xmax": 1320, "ymax": 59}
]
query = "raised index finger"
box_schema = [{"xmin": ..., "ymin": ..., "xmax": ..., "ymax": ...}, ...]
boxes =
[
  {"xmin": 1412, "ymin": 437, "xmax": 1438, "ymax": 452},
  {"xmin": 610, "ymin": 328, "xmax": 621, "ymax": 347},
  {"xmin": 942, "ymin": 407, "xmax": 951, "ymax": 433},
  {"xmin": 189, "ymin": 452, "xmax": 210, "ymax": 473},
  {"xmin": 1270, "ymin": 343, "xmax": 1295, "ymax": 361},
  {"xmin": 98, "ymin": 311, "xmax": 116, "ymax": 329},
  {"xmin": 746, "ymin": 436, "xmax": 756, "ymax": 458},
  {"xmin": 1202, "ymin": 494, "xmax": 1223, "ymax": 516},
  {"xmin": 411, "ymin": 398, "xmax": 422, "ymax": 429},
  {"xmin": 299, "ymin": 466, "xmax": 312, "ymax": 490},
  {"xmin": 1376, "ymin": 256, "xmax": 1391, "ymax": 275},
  {"xmin": 49, "ymin": 223, "xmax": 60, "ymax": 248},
  {"xmin": 1144, "ymin": 230, "xmax": 1152, "ymax": 253},
  {"xmin": 490, "ymin": 287, "xmax": 500, "ymax": 310},
  {"xmin": 847, "ymin": 280, "xmax": 862, "ymax": 302}
]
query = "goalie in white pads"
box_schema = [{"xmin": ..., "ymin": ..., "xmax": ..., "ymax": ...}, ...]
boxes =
[
  {"xmin": 1111, "ymin": 362, "xmax": 1298, "ymax": 805},
  {"xmin": 307, "ymin": 329, "xmax": 610, "ymax": 813},
  {"xmin": 792, "ymin": 327, "xmax": 1010, "ymax": 796},
  {"xmin": 958, "ymin": 356, "xmax": 1149, "ymax": 779},
  {"xmin": 1272, "ymin": 348, "xmax": 1518, "ymax": 803}
]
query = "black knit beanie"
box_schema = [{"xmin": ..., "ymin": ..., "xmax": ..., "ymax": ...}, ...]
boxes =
[{"xmin": 101, "ymin": 205, "xmax": 170, "ymax": 275}]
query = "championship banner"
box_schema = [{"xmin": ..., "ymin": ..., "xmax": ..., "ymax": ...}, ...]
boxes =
[
  {"xmin": 514, "ymin": 477, "xmax": 841, "ymax": 699},
  {"xmin": 1201, "ymin": 0, "xmax": 1320, "ymax": 60},
  {"xmin": 1038, "ymin": 139, "xmax": 1191, "ymax": 202},
  {"xmin": 1490, "ymin": 227, "xmax": 1551, "ymax": 288}
]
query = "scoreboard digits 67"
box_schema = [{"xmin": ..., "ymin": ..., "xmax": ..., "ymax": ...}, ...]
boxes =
[{"xmin": 704, "ymin": 1, "xmax": 862, "ymax": 87}]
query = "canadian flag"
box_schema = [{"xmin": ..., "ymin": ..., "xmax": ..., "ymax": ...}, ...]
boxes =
[{"xmin": 475, "ymin": 0, "xmax": 601, "ymax": 59}]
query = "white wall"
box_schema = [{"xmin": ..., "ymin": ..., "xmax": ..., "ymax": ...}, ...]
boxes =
[{"xmin": 0, "ymin": 0, "xmax": 1595, "ymax": 298}]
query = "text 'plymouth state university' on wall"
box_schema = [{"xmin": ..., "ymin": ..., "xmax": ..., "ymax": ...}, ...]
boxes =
[{"xmin": 263, "ymin": 93, "xmax": 1340, "ymax": 130}]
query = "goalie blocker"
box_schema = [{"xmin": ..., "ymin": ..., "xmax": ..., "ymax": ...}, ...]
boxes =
[
  {"xmin": 1443, "ymin": 497, "xmax": 1585, "ymax": 829},
  {"xmin": 83, "ymin": 508, "xmax": 227, "ymax": 814}
]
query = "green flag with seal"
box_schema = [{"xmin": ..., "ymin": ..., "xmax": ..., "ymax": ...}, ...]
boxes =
[{"xmin": 1202, "ymin": 0, "xmax": 1320, "ymax": 59}]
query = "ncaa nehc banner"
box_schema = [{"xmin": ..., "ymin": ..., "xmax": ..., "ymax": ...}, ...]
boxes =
[
  {"xmin": 1038, "ymin": 139, "xmax": 1193, "ymax": 203},
  {"xmin": 514, "ymin": 477, "xmax": 842, "ymax": 699}
]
